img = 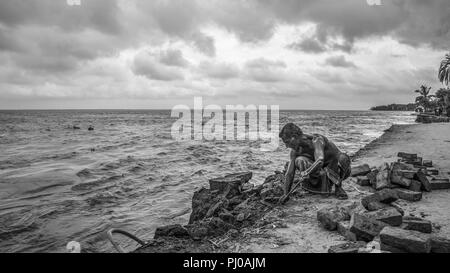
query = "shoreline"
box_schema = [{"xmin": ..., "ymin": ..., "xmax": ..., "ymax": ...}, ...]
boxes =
[{"xmin": 141, "ymin": 121, "xmax": 450, "ymax": 253}]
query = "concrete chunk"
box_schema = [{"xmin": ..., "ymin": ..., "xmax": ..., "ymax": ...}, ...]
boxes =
[
  {"xmin": 402, "ymin": 217, "xmax": 432, "ymax": 233},
  {"xmin": 422, "ymin": 160, "xmax": 433, "ymax": 167},
  {"xmin": 397, "ymin": 152, "xmax": 417, "ymax": 160},
  {"xmin": 361, "ymin": 189, "xmax": 399, "ymax": 210},
  {"xmin": 375, "ymin": 163, "xmax": 391, "ymax": 190},
  {"xmin": 430, "ymin": 177, "xmax": 450, "ymax": 190},
  {"xmin": 337, "ymin": 221, "xmax": 357, "ymax": 241},
  {"xmin": 209, "ymin": 172, "xmax": 252, "ymax": 194},
  {"xmin": 317, "ymin": 206, "xmax": 350, "ymax": 231},
  {"xmin": 431, "ymin": 236, "xmax": 450, "ymax": 253},
  {"xmin": 408, "ymin": 180, "xmax": 422, "ymax": 192},
  {"xmin": 356, "ymin": 176, "xmax": 370, "ymax": 186},
  {"xmin": 395, "ymin": 189, "xmax": 422, "ymax": 202},
  {"xmin": 415, "ymin": 170, "xmax": 432, "ymax": 192},
  {"xmin": 380, "ymin": 226, "xmax": 431, "ymax": 253},
  {"xmin": 350, "ymin": 211, "xmax": 388, "ymax": 242},
  {"xmin": 351, "ymin": 164, "xmax": 371, "ymax": 177},
  {"xmin": 365, "ymin": 207, "xmax": 403, "ymax": 227}
]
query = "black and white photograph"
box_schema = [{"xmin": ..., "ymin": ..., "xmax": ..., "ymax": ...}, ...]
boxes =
[{"xmin": 1, "ymin": 0, "xmax": 450, "ymax": 259}]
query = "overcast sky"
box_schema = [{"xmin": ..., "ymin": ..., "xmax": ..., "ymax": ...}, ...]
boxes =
[{"xmin": 0, "ymin": 0, "xmax": 449, "ymax": 110}]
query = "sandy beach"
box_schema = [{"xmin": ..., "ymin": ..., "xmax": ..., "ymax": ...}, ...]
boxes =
[{"xmin": 200, "ymin": 122, "xmax": 450, "ymax": 253}]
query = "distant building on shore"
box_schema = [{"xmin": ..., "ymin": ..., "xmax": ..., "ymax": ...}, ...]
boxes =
[{"xmin": 370, "ymin": 103, "xmax": 417, "ymax": 111}]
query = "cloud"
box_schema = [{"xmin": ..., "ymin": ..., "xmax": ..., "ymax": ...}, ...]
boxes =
[
  {"xmin": 244, "ymin": 58, "xmax": 288, "ymax": 82},
  {"xmin": 132, "ymin": 51, "xmax": 184, "ymax": 81},
  {"xmin": 198, "ymin": 61, "xmax": 240, "ymax": 79},
  {"xmin": 324, "ymin": 55, "xmax": 357, "ymax": 68},
  {"xmin": 287, "ymin": 37, "xmax": 326, "ymax": 53},
  {"xmin": 159, "ymin": 49, "xmax": 189, "ymax": 67}
]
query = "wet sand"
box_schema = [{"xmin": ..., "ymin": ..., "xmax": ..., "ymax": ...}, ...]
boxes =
[{"xmin": 213, "ymin": 123, "xmax": 450, "ymax": 253}]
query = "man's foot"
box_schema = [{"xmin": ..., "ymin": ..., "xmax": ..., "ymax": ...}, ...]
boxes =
[{"xmin": 335, "ymin": 186, "xmax": 348, "ymax": 200}]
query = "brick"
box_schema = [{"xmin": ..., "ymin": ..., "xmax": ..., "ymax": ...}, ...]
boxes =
[
  {"xmin": 397, "ymin": 152, "xmax": 417, "ymax": 160},
  {"xmin": 350, "ymin": 211, "xmax": 388, "ymax": 242},
  {"xmin": 395, "ymin": 189, "xmax": 422, "ymax": 202},
  {"xmin": 367, "ymin": 170, "xmax": 378, "ymax": 185},
  {"xmin": 337, "ymin": 221, "xmax": 357, "ymax": 241},
  {"xmin": 422, "ymin": 160, "xmax": 433, "ymax": 167},
  {"xmin": 391, "ymin": 162, "xmax": 415, "ymax": 187},
  {"xmin": 351, "ymin": 164, "xmax": 371, "ymax": 177},
  {"xmin": 431, "ymin": 236, "xmax": 450, "ymax": 253},
  {"xmin": 361, "ymin": 189, "xmax": 399, "ymax": 210},
  {"xmin": 392, "ymin": 177, "xmax": 412, "ymax": 188},
  {"xmin": 380, "ymin": 242, "xmax": 407, "ymax": 253},
  {"xmin": 408, "ymin": 180, "xmax": 422, "ymax": 192},
  {"xmin": 426, "ymin": 168, "xmax": 439, "ymax": 175},
  {"xmin": 365, "ymin": 207, "xmax": 403, "ymax": 226},
  {"xmin": 380, "ymin": 227, "xmax": 431, "ymax": 253},
  {"xmin": 356, "ymin": 176, "xmax": 370, "ymax": 186},
  {"xmin": 415, "ymin": 170, "xmax": 432, "ymax": 192},
  {"xmin": 317, "ymin": 206, "xmax": 349, "ymax": 231},
  {"xmin": 400, "ymin": 170, "xmax": 417, "ymax": 179},
  {"xmin": 430, "ymin": 177, "xmax": 450, "ymax": 190},
  {"xmin": 402, "ymin": 217, "xmax": 432, "ymax": 233},
  {"xmin": 366, "ymin": 201, "xmax": 390, "ymax": 211},
  {"xmin": 375, "ymin": 163, "xmax": 391, "ymax": 190},
  {"xmin": 209, "ymin": 172, "xmax": 253, "ymax": 195}
]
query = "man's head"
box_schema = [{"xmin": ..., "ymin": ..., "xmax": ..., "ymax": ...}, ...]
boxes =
[{"xmin": 279, "ymin": 123, "xmax": 304, "ymax": 149}]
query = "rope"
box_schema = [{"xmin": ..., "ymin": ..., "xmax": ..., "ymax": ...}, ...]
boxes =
[{"xmin": 106, "ymin": 229, "xmax": 147, "ymax": 253}]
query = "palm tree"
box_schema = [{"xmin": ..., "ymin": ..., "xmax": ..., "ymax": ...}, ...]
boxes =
[
  {"xmin": 438, "ymin": 53, "xmax": 450, "ymax": 116},
  {"xmin": 439, "ymin": 53, "xmax": 450, "ymax": 87},
  {"xmin": 414, "ymin": 85, "xmax": 434, "ymax": 112}
]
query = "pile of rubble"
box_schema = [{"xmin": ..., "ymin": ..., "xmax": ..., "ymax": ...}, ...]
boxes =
[
  {"xmin": 352, "ymin": 152, "xmax": 450, "ymax": 201},
  {"xmin": 134, "ymin": 171, "xmax": 287, "ymax": 253},
  {"xmin": 319, "ymin": 152, "xmax": 450, "ymax": 253}
]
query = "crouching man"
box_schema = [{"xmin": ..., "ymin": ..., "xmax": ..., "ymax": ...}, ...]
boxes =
[{"xmin": 279, "ymin": 123, "xmax": 351, "ymax": 200}]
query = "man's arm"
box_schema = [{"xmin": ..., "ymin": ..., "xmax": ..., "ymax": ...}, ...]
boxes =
[{"xmin": 284, "ymin": 149, "xmax": 297, "ymax": 194}]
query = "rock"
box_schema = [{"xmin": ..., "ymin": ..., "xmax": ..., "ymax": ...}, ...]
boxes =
[
  {"xmin": 430, "ymin": 177, "xmax": 450, "ymax": 190},
  {"xmin": 415, "ymin": 170, "xmax": 432, "ymax": 192},
  {"xmin": 73, "ymin": 126, "xmax": 81, "ymax": 130},
  {"xmin": 367, "ymin": 170, "xmax": 378, "ymax": 185},
  {"xmin": 390, "ymin": 201, "xmax": 405, "ymax": 216},
  {"xmin": 426, "ymin": 168, "xmax": 439, "ymax": 175},
  {"xmin": 350, "ymin": 211, "xmax": 388, "ymax": 242},
  {"xmin": 328, "ymin": 241, "xmax": 367, "ymax": 253},
  {"xmin": 402, "ymin": 217, "xmax": 432, "ymax": 233},
  {"xmin": 397, "ymin": 152, "xmax": 417, "ymax": 160},
  {"xmin": 380, "ymin": 242, "xmax": 406, "ymax": 253},
  {"xmin": 337, "ymin": 221, "xmax": 357, "ymax": 241},
  {"xmin": 317, "ymin": 206, "xmax": 351, "ymax": 231},
  {"xmin": 408, "ymin": 180, "xmax": 422, "ymax": 192},
  {"xmin": 364, "ymin": 207, "xmax": 403, "ymax": 227},
  {"xmin": 390, "ymin": 162, "xmax": 415, "ymax": 187},
  {"xmin": 374, "ymin": 163, "xmax": 391, "ymax": 190},
  {"xmin": 88, "ymin": 126, "xmax": 94, "ymax": 131},
  {"xmin": 189, "ymin": 188, "xmax": 218, "ymax": 224},
  {"xmin": 365, "ymin": 201, "xmax": 390, "ymax": 212},
  {"xmin": 236, "ymin": 213, "xmax": 246, "ymax": 222},
  {"xmin": 430, "ymin": 236, "xmax": 450, "ymax": 253},
  {"xmin": 154, "ymin": 224, "xmax": 190, "ymax": 239},
  {"xmin": 219, "ymin": 211, "xmax": 235, "ymax": 224},
  {"xmin": 380, "ymin": 226, "xmax": 431, "ymax": 253},
  {"xmin": 206, "ymin": 201, "xmax": 224, "ymax": 218},
  {"xmin": 395, "ymin": 189, "xmax": 422, "ymax": 202},
  {"xmin": 400, "ymin": 170, "xmax": 417, "ymax": 179},
  {"xmin": 422, "ymin": 160, "xmax": 433, "ymax": 167},
  {"xmin": 209, "ymin": 172, "xmax": 253, "ymax": 196},
  {"xmin": 351, "ymin": 164, "xmax": 371, "ymax": 177},
  {"xmin": 361, "ymin": 189, "xmax": 399, "ymax": 210},
  {"xmin": 356, "ymin": 176, "xmax": 370, "ymax": 186}
]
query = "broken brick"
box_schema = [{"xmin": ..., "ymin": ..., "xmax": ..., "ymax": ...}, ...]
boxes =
[
  {"xmin": 356, "ymin": 176, "xmax": 370, "ymax": 186},
  {"xmin": 430, "ymin": 177, "xmax": 450, "ymax": 190},
  {"xmin": 408, "ymin": 180, "xmax": 422, "ymax": 192},
  {"xmin": 351, "ymin": 164, "xmax": 371, "ymax": 177},
  {"xmin": 430, "ymin": 236, "xmax": 450, "ymax": 253},
  {"xmin": 361, "ymin": 189, "xmax": 399, "ymax": 210},
  {"xmin": 415, "ymin": 170, "xmax": 432, "ymax": 192},
  {"xmin": 380, "ymin": 226, "xmax": 431, "ymax": 253},
  {"xmin": 328, "ymin": 241, "xmax": 367, "ymax": 253},
  {"xmin": 395, "ymin": 189, "xmax": 422, "ymax": 202},
  {"xmin": 402, "ymin": 217, "xmax": 432, "ymax": 233},
  {"xmin": 317, "ymin": 206, "xmax": 350, "ymax": 231},
  {"xmin": 350, "ymin": 211, "xmax": 388, "ymax": 242}
]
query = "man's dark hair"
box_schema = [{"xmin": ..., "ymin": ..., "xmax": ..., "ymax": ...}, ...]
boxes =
[{"xmin": 279, "ymin": 123, "xmax": 303, "ymax": 139}]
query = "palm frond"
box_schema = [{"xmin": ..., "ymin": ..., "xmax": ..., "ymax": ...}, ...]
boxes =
[{"xmin": 439, "ymin": 53, "xmax": 450, "ymax": 86}]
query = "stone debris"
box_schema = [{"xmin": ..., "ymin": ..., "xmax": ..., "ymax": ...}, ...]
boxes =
[
  {"xmin": 401, "ymin": 216, "xmax": 432, "ymax": 234},
  {"xmin": 349, "ymin": 211, "xmax": 388, "ymax": 242},
  {"xmin": 430, "ymin": 236, "xmax": 450, "ymax": 253},
  {"xmin": 351, "ymin": 164, "xmax": 371, "ymax": 177},
  {"xmin": 394, "ymin": 188, "xmax": 422, "ymax": 202},
  {"xmin": 375, "ymin": 163, "xmax": 391, "ymax": 190},
  {"xmin": 364, "ymin": 207, "xmax": 402, "ymax": 227},
  {"xmin": 380, "ymin": 227, "xmax": 431, "ymax": 253},
  {"xmin": 361, "ymin": 189, "xmax": 399, "ymax": 210},
  {"xmin": 430, "ymin": 177, "xmax": 450, "ymax": 190},
  {"xmin": 337, "ymin": 221, "xmax": 357, "ymax": 241},
  {"xmin": 356, "ymin": 176, "xmax": 370, "ymax": 186},
  {"xmin": 317, "ymin": 205, "xmax": 351, "ymax": 231}
]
